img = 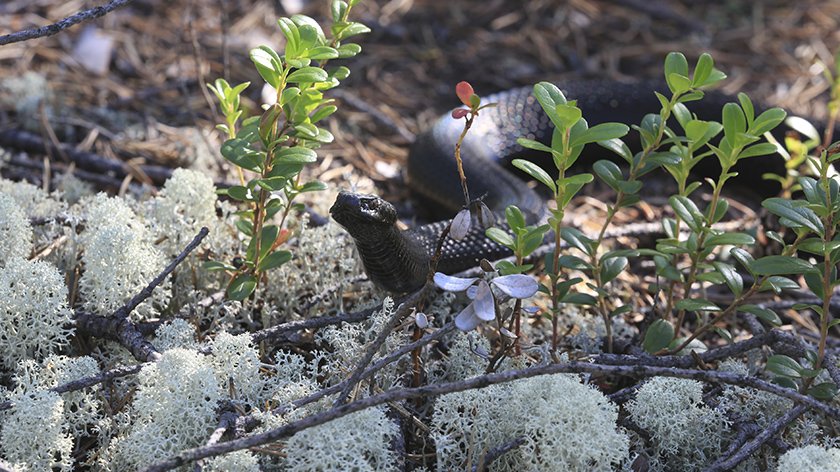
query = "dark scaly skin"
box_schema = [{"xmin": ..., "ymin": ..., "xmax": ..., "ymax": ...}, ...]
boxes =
[
  {"xmin": 332, "ymin": 81, "xmax": 828, "ymax": 292},
  {"xmin": 330, "ymin": 191, "xmax": 511, "ymax": 293},
  {"xmin": 407, "ymin": 82, "xmax": 675, "ymax": 221}
]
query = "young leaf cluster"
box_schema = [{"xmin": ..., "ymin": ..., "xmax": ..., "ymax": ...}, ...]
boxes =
[{"xmin": 204, "ymin": 1, "xmax": 369, "ymax": 300}]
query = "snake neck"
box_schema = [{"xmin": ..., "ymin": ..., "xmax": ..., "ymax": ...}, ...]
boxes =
[
  {"xmin": 350, "ymin": 225, "xmax": 432, "ymax": 293},
  {"xmin": 330, "ymin": 192, "xmax": 433, "ymax": 292}
]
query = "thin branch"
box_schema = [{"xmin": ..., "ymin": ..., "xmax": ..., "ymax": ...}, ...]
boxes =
[
  {"xmin": 250, "ymin": 285, "xmax": 421, "ymax": 345},
  {"xmin": 114, "ymin": 227, "xmax": 209, "ymax": 319},
  {"xmin": 74, "ymin": 311, "xmax": 162, "ymax": 362},
  {"xmin": 471, "ymin": 435, "xmax": 527, "ymax": 472},
  {"xmin": 704, "ymin": 404, "xmax": 810, "ymax": 472},
  {"xmin": 138, "ymin": 362, "xmax": 840, "ymax": 472},
  {"xmin": 194, "ymin": 408, "xmax": 240, "ymax": 471},
  {"xmin": 0, "ymin": 362, "xmax": 149, "ymax": 412},
  {"xmin": 0, "ymin": 0, "xmax": 136, "ymax": 46},
  {"xmin": 332, "ymin": 283, "xmax": 431, "ymax": 408},
  {"xmin": 76, "ymin": 227, "xmax": 210, "ymax": 362}
]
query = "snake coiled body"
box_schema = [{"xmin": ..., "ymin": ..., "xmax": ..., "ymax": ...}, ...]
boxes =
[{"xmin": 331, "ymin": 80, "xmax": 810, "ymax": 292}]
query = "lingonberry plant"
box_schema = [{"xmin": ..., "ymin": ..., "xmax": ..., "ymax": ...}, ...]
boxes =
[
  {"xmin": 512, "ymin": 79, "xmax": 630, "ymax": 351},
  {"xmin": 508, "ymin": 50, "xmax": 839, "ymax": 402},
  {"xmin": 204, "ymin": 0, "xmax": 369, "ymax": 300}
]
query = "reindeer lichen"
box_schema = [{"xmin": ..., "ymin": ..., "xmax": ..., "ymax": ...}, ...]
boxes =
[
  {"xmin": 432, "ymin": 373, "xmax": 628, "ymax": 471},
  {"xmin": 777, "ymin": 444, "xmax": 840, "ymax": 471},
  {"xmin": 0, "ymin": 192, "xmax": 32, "ymax": 266},
  {"xmin": 284, "ymin": 406, "xmax": 399, "ymax": 472},
  {"xmin": 0, "ymin": 258, "xmax": 74, "ymax": 369},
  {"xmin": 97, "ymin": 348, "xmax": 222, "ymax": 470},
  {"xmin": 0, "ymin": 390, "xmax": 73, "ymax": 472},
  {"xmin": 79, "ymin": 193, "xmax": 170, "ymax": 319},
  {"xmin": 627, "ymin": 377, "xmax": 730, "ymax": 471}
]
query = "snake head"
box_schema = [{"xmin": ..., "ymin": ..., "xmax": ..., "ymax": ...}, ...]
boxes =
[{"xmin": 330, "ymin": 191, "xmax": 398, "ymax": 238}]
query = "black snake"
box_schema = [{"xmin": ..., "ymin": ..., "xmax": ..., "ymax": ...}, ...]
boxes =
[{"xmin": 330, "ymin": 81, "xmax": 817, "ymax": 292}]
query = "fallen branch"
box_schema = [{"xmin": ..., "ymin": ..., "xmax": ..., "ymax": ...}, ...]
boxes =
[
  {"xmin": 0, "ymin": 0, "xmax": 136, "ymax": 46},
  {"xmin": 138, "ymin": 361, "xmax": 840, "ymax": 471}
]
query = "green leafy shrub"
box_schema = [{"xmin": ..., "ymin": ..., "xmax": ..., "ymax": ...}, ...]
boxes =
[{"xmin": 203, "ymin": 0, "xmax": 370, "ymax": 301}]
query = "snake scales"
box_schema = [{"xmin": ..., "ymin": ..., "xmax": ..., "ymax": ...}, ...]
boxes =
[{"xmin": 330, "ymin": 81, "xmax": 817, "ymax": 293}]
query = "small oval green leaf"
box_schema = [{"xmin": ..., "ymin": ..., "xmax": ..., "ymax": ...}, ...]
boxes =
[{"xmin": 643, "ymin": 319, "xmax": 674, "ymax": 354}]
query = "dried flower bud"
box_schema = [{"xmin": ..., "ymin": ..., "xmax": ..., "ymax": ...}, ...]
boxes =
[
  {"xmin": 415, "ymin": 311, "xmax": 429, "ymax": 329},
  {"xmin": 450, "ymin": 209, "xmax": 471, "ymax": 240},
  {"xmin": 499, "ymin": 326, "xmax": 517, "ymax": 339},
  {"xmin": 476, "ymin": 201, "xmax": 495, "ymax": 227}
]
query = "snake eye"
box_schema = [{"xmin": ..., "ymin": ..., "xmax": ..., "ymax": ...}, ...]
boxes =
[{"xmin": 362, "ymin": 198, "xmax": 379, "ymax": 212}]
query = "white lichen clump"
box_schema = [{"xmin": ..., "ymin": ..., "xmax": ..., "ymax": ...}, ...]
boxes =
[
  {"xmin": 154, "ymin": 318, "xmax": 199, "ymax": 351},
  {"xmin": 0, "ymin": 390, "xmax": 73, "ymax": 472},
  {"xmin": 718, "ymin": 359, "xmax": 793, "ymax": 430},
  {"xmin": 12, "ymin": 355, "xmax": 102, "ymax": 438},
  {"xmin": 0, "ymin": 258, "xmax": 74, "ymax": 369},
  {"xmin": 149, "ymin": 168, "xmax": 217, "ymax": 253},
  {"xmin": 98, "ymin": 348, "xmax": 222, "ymax": 470},
  {"xmin": 0, "ymin": 191, "xmax": 33, "ymax": 266},
  {"xmin": 428, "ymin": 331, "xmax": 492, "ymax": 384},
  {"xmin": 432, "ymin": 373, "xmax": 629, "ymax": 471},
  {"xmin": 0, "ymin": 179, "xmax": 67, "ymax": 218},
  {"xmin": 267, "ymin": 214, "xmax": 359, "ymax": 317},
  {"xmin": 627, "ymin": 377, "xmax": 729, "ymax": 471},
  {"xmin": 146, "ymin": 168, "xmax": 242, "ymax": 309},
  {"xmin": 79, "ymin": 193, "xmax": 169, "ymax": 319},
  {"xmin": 204, "ymin": 450, "xmax": 261, "ymax": 472},
  {"xmin": 284, "ymin": 406, "xmax": 400, "ymax": 472},
  {"xmin": 210, "ymin": 331, "xmax": 268, "ymax": 407},
  {"xmin": 777, "ymin": 444, "xmax": 840, "ymax": 471},
  {"xmin": 315, "ymin": 297, "xmax": 407, "ymax": 389}
]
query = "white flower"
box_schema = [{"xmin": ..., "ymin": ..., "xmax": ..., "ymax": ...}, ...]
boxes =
[{"xmin": 433, "ymin": 272, "xmax": 538, "ymax": 331}]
